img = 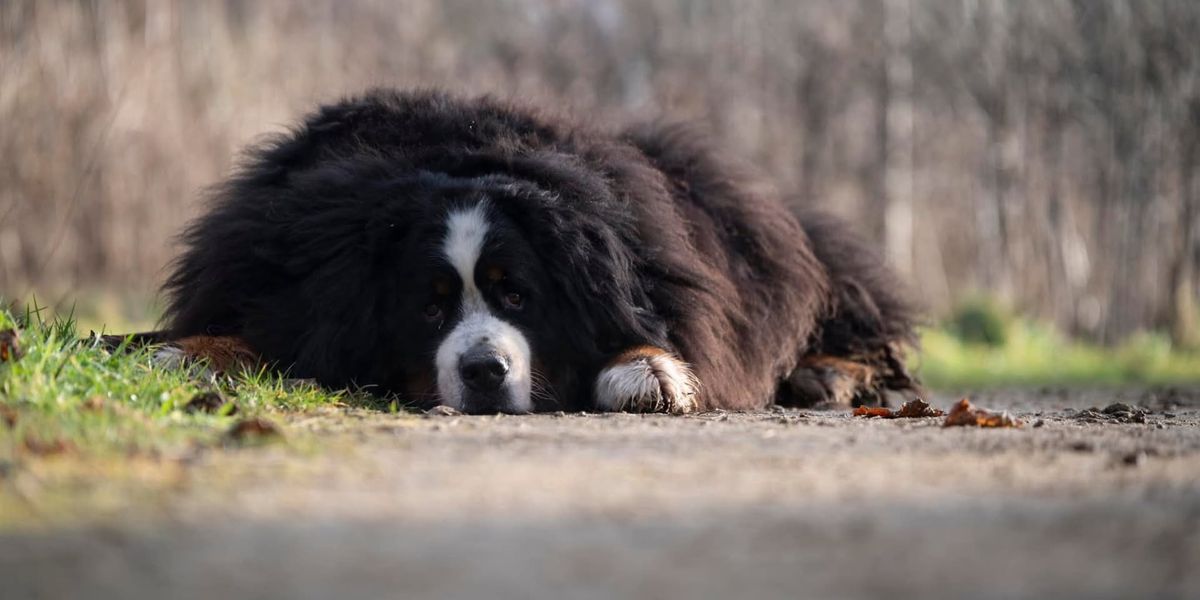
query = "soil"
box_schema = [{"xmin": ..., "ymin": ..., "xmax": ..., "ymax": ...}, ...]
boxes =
[{"xmin": 2, "ymin": 388, "xmax": 1199, "ymax": 599}]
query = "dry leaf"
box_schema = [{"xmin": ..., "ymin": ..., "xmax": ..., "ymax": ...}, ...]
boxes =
[
  {"xmin": 224, "ymin": 417, "xmax": 282, "ymax": 444},
  {"xmin": 0, "ymin": 329, "xmax": 22, "ymax": 362},
  {"xmin": 0, "ymin": 403, "xmax": 17, "ymax": 428},
  {"xmin": 22, "ymin": 435, "xmax": 76, "ymax": 456},
  {"xmin": 895, "ymin": 399, "xmax": 944, "ymax": 418},
  {"xmin": 853, "ymin": 406, "xmax": 894, "ymax": 418},
  {"xmin": 943, "ymin": 398, "xmax": 1022, "ymax": 428},
  {"xmin": 853, "ymin": 399, "xmax": 944, "ymax": 419}
]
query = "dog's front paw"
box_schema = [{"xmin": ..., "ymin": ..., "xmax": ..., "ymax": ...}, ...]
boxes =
[
  {"xmin": 593, "ymin": 346, "xmax": 698, "ymax": 414},
  {"xmin": 154, "ymin": 336, "xmax": 260, "ymax": 375}
]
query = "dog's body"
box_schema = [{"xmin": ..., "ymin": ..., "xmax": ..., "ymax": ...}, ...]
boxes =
[{"xmin": 158, "ymin": 90, "xmax": 920, "ymax": 413}]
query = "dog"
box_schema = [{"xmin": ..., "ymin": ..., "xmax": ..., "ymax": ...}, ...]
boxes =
[{"xmin": 145, "ymin": 89, "xmax": 920, "ymax": 414}]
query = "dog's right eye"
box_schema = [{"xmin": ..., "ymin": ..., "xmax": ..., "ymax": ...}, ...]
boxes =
[{"xmin": 423, "ymin": 303, "xmax": 443, "ymax": 321}]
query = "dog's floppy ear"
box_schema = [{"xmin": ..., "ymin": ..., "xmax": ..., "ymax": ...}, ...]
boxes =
[
  {"xmin": 163, "ymin": 152, "xmax": 401, "ymax": 336},
  {"xmin": 482, "ymin": 155, "xmax": 673, "ymax": 356}
]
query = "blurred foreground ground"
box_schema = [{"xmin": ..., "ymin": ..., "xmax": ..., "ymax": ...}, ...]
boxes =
[{"xmin": 2, "ymin": 388, "xmax": 1199, "ymax": 600}]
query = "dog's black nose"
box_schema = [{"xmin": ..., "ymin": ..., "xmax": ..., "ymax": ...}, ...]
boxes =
[{"xmin": 460, "ymin": 349, "xmax": 509, "ymax": 392}]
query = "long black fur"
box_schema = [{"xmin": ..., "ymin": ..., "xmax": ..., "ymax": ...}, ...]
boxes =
[{"xmin": 163, "ymin": 89, "xmax": 919, "ymax": 410}]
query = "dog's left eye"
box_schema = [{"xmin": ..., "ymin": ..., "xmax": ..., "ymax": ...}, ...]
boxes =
[
  {"xmin": 502, "ymin": 291, "xmax": 524, "ymax": 310},
  {"xmin": 423, "ymin": 303, "xmax": 444, "ymax": 321}
]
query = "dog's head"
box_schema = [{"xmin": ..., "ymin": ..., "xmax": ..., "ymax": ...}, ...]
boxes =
[
  {"xmin": 423, "ymin": 193, "xmax": 542, "ymax": 413},
  {"xmin": 314, "ymin": 173, "xmax": 563, "ymax": 414},
  {"xmin": 167, "ymin": 162, "xmax": 670, "ymax": 414}
]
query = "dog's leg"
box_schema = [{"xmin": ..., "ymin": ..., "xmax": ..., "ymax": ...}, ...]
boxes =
[
  {"xmin": 154, "ymin": 335, "xmax": 260, "ymax": 374},
  {"xmin": 97, "ymin": 331, "xmax": 259, "ymax": 375},
  {"xmin": 593, "ymin": 346, "xmax": 699, "ymax": 414},
  {"xmin": 778, "ymin": 355, "xmax": 885, "ymax": 409}
]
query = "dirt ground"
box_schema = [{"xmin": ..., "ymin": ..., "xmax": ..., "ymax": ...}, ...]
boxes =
[{"xmin": 2, "ymin": 388, "xmax": 1200, "ymax": 599}]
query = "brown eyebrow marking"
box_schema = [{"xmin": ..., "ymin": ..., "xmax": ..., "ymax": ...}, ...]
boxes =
[
  {"xmin": 434, "ymin": 278, "xmax": 452, "ymax": 296},
  {"xmin": 485, "ymin": 266, "xmax": 505, "ymax": 282}
]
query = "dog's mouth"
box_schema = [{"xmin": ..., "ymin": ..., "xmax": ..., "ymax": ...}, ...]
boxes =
[
  {"xmin": 458, "ymin": 391, "xmax": 517, "ymax": 415},
  {"xmin": 434, "ymin": 315, "xmax": 533, "ymax": 415}
]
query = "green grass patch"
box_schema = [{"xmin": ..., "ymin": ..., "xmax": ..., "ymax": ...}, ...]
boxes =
[
  {"xmin": 0, "ymin": 302, "xmax": 374, "ymax": 465},
  {"xmin": 916, "ymin": 320, "xmax": 1200, "ymax": 389},
  {"xmin": 1, "ymin": 303, "xmax": 399, "ymax": 526}
]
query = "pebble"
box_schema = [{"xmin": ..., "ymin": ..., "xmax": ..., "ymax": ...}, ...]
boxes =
[{"xmin": 425, "ymin": 405, "xmax": 462, "ymax": 417}]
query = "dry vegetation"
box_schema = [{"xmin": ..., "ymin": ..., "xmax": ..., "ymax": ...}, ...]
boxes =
[{"xmin": 2, "ymin": 0, "xmax": 1199, "ymax": 345}]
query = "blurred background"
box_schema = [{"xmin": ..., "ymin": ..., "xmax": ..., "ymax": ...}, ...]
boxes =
[{"xmin": 2, "ymin": 0, "xmax": 1199, "ymax": 383}]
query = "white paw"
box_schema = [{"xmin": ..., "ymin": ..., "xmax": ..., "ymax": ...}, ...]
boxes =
[
  {"xmin": 151, "ymin": 344, "xmax": 216, "ymax": 380},
  {"xmin": 151, "ymin": 345, "xmax": 188, "ymax": 369},
  {"xmin": 594, "ymin": 348, "xmax": 698, "ymax": 414}
]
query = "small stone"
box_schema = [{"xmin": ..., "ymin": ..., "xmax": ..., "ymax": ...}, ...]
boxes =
[
  {"xmin": 1033, "ymin": 419, "xmax": 1045, "ymax": 428},
  {"xmin": 1102, "ymin": 403, "xmax": 1134, "ymax": 415},
  {"xmin": 1120, "ymin": 452, "xmax": 1140, "ymax": 466},
  {"xmin": 1069, "ymin": 440, "xmax": 1094, "ymax": 452},
  {"xmin": 425, "ymin": 405, "xmax": 462, "ymax": 417}
]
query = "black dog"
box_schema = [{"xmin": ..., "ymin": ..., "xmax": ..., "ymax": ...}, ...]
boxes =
[{"xmin": 155, "ymin": 89, "xmax": 920, "ymax": 414}]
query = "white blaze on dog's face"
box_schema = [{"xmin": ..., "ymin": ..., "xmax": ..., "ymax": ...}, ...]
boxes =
[{"xmin": 434, "ymin": 202, "xmax": 533, "ymax": 413}]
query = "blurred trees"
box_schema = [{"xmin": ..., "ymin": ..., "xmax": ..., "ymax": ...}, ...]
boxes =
[{"xmin": 1, "ymin": 0, "xmax": 1197, "ymax": 344}]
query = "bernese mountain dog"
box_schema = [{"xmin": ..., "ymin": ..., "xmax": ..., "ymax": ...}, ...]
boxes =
[{"xmin": 146, "ymin": 89, "xmax": 921, "ymax": 414}]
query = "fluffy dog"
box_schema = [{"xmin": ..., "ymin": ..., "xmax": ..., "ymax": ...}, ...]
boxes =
[{"xmin": 156, "ymin": 89, "xmax": 920, "ymax": 414}]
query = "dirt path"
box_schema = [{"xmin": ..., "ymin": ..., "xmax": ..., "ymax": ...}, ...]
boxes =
[{"xmin": 3, "ymin": 388, "xmax": 1200, "ymax": 599}]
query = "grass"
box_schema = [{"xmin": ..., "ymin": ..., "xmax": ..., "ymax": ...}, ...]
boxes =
[
  {"xmin": 1, "ymin": 304, "xmax": 349, "ymax": 446},
  {"xmin": 916, "ymin": 320, "xmax": 1200, "ymax": 390},
  {"xmin": 0, "ymin": 304, "xmax": 389, "ymax": 525},
  {"xmin": 0, "ymin": 303, "xmax": 431, "ymax": 527}
]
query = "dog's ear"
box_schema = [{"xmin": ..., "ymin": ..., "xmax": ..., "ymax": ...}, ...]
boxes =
[{"xmin": 484, "ymin": 154, "xmax": 673, "ymax": 356}]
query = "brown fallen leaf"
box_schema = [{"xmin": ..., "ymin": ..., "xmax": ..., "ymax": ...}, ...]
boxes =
[
  {"xmin": 853, "ymin": 399, "xmax": 944, "ymax": 419},
  {"xmin": 22, "ymin": 435, "xmax": 76, "ymax": 456},
  {"xmin": 81, "ymin": 396, "xmax": 107, "ymax": 412},
  {"xmin": 853, "ymin": 406, "xmax": 894, "ymax": 418},
  {"xmin": 895, "ymin": 398, "xmax": 945, "ymax": 418},
  {"xmin": 0, "ymin": 403, "xmax": 17, "ymax": 428},
  {"xmin": 224, "ymin": 417, "xmax": 282, "ymax": 444},
  {"xmin": 943, "ymin": 398, "xmax": 1022, "ymax": 428},
  {"xmin": 0, "ymin": 329, "xmax": 22, "ymax": 362}
]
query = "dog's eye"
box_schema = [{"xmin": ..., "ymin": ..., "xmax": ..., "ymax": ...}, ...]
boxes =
[
  {"xmin": 502, "ymin": 291, "xmax": 524, "ymax": 310},
  {"xmin": 423, "ymin": 303, "xmax": 444, "ymax": 321}
]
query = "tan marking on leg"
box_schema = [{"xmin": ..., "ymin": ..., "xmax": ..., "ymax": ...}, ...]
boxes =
[
  {"xmin": 791, "ymin": 355, "xmax": 881, "ymax": 408},
  {"xmin": 169, "ymin": 336, "xmax": 260, "ymax": 374}
]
